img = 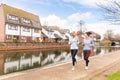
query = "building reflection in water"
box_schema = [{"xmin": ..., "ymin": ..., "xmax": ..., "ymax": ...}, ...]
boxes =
[{"xmin": 3, "ymin": 49, "xmax": 71, "ymax": 74}]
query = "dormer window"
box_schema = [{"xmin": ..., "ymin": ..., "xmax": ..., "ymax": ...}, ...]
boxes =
[
  {"xmin": 21, "ymin": 18, "xmax": 30, "ymax": 24},
  {"xmin": 23, "ymin": 27, "xmax": 30, "ymax": 32},
  {"xmin": 34, "ymin": 29, "xmax": 39, "ymax": 33},
  {"xmin": 7, "ymin": 14, "xmax": 19, "ymax": 21},
  {"xmin": 32, "ymin": 21, "xmax": 40, "ymax": 27}
]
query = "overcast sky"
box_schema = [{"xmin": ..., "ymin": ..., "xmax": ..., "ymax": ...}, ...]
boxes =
[{"xmin": 0, "ymin": 0, "xmax": 120, "ymax": 37}]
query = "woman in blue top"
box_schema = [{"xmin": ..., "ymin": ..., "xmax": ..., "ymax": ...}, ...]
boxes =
[
  {"xmin": 83, "ymin": 32, "xmax": 94, "ymax": 70},
  {"xmin": 69, "ymin": 31, "xmax": 80, "ymax": 70}
]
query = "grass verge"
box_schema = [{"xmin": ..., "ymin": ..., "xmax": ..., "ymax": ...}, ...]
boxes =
[{"xmin": 107, "ymin": 71, "xmax": 120, "ymax": 80}]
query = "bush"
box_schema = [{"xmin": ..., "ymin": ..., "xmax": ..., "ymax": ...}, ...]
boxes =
[
  {"xmin": 0, "ymin": 43, "xmax": 5, "ymax": 46},
  {"xmin": 100, "ymin": 40, "xmax": 111, "ymax": 46},
  {"xmin": 12, "ymin": 37, "xmax": 17, "ymax": 43}
]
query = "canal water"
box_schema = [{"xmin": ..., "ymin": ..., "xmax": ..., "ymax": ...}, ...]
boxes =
[{"xmin": 0, "ymin": 47, "xmax": 119, "ymax": 76}]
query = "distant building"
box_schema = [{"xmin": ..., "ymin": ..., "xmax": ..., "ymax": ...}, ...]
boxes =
[
  {"xmin": 41, "ymin": 26, "xmax": 71, "ymax": 43},
  {"xmin": 0, "ymin": 4, "xmax": 42, "ymax": 42},
  {"xmin": 89, "ymin": 31, "xmax": 101, "ymax": 41}
]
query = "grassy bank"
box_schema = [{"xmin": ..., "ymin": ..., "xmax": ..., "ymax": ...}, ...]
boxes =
[{"xmin": 107, "ymin": 71, "xmax": 120, "ymax": 80}]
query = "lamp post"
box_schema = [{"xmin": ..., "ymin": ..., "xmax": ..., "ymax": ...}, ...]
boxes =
[{"xmin": 79, "ymin": 20, "xmax": 84, "ymax": 34}]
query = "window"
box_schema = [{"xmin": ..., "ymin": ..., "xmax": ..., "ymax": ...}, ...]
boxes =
[
  {"xmin": 32, "ymin": 21, "xmax": 40, "ymax": 27},
  {"xmin": 34, "ymin": 29, "xmax": 39, "ymax": 33},
  {"xmin": 8, "ymin": 24, "xmax": 18, "ymax": 30},
  {"xmin": 7, "ymin": 14, "xmax": 19, "ymax": 21},
  {"xmin": 6, "ymin": 35, "xmax": 12, "ymax": 40},
  {"xmin": 21, "ymin": 18, "xmax": 30, "ymax": 24},
  {"xmin": 23, "ymin": 27, "xmax": 30, "ymax": 32}
]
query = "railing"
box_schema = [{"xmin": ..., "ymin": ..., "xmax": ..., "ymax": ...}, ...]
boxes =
[{"xmin": 0, "ymin": 42, "xmax": 68, "ymax": 48}]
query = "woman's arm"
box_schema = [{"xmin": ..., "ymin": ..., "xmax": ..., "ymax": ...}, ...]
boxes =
[
  {"xmin": 68, "ymin": 38, "xmax": 71, "ymax": 45},
  {"xmin": 90, "ymin": 39, "xmax": 94, "ymax": 47}
]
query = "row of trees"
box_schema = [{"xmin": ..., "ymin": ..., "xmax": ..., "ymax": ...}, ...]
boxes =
[
  {"xmin": 99, "ymin": 0, "xmax": 120, "ymax": 44},
  {"xmin": 104, "ymin": 30, "xmax": 120, "ymax": 42}
]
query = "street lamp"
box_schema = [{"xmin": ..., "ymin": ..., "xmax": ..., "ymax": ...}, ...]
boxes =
[{"xmin": 79, "ymin": 20, "xmax": 84, "ymax": 34}]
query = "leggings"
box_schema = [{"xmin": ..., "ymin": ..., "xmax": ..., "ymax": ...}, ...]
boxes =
[
  {"xmin": 83, "ymin": 50, "xmax": 91, "ymax": 66},
  {"xmin": 71, "ymin": 49, "xmax": 78, "ymax": 66}
]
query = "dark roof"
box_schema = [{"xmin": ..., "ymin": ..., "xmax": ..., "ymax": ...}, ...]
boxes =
[
  {"xmin": 65, "ymin": 35, "xmax": 69, "ymax": 39},
  {"xmin": 42, "ymin": 26, "xmax": 54, "ymax": 32},
  {"xmin": 63, "ymin": 29, "xmax": 70, "ymax": 33},
  {"xmin": 89, "ymin": 31, "xmax": 101, "ymax": 39},
  {"xmin": 54, "ymin": 34, "xmax": 61, "ymax": 39},
  {"xmin": 58, "ymin": 30, "xmax": 65, "ymax": 34},
  {"xmin": 41, "ymin": 32, "xmax": 48, "ymax": 38}
]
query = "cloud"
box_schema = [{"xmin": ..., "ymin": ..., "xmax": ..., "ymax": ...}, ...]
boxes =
[
  {"xmin": 68, "ymin": 12, "xmax": 92, "ymax": 21},
  {"xmin": 62, "ymin": 0, "xmax": 110, "ymax": 7},
  {"xmin": 85, "ymin": 22, "xmax": 120, "ymax": 38},
  {"xmin": 41, "ymin": 14, "xmax": 67, "ymax": 28},
  {"xmin": 67, "ymin": 21, "xmax": 120, "ymax": 38}
]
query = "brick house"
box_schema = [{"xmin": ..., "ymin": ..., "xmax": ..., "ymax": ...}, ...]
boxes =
[{"xmin": 0, "ymin": 4, "xmax": 42, "ymax": 42}]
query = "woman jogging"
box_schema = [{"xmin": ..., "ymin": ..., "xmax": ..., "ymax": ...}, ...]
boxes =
[
  {"xmin": 69, "ymin": 31, "xmax": 80, "ymax": 70},
  {"xmin": 83, "ymin": 32, "xmax": 94, "ymax": 70}
]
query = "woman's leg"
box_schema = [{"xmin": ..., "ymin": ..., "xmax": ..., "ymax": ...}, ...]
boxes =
[
  {"xmin": 73, "ymin": 49, "xmax": 78, "ymax": 65},
  {"xmin": 83, "ymin": 50, "xmax": 89, "ymax": 67},
  {"xmin": 71, "ymin": 49, "xmax": 78, "ymax": 66},
  {"xmin": 71, "ymin": 50, "xmax": 74, "ymax": 66}
]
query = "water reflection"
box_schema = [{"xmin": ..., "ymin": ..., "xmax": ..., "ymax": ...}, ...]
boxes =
[
  {"xmin": 3, "ymin": 49, "xmax": 71, "ymax": 75},
  {"xmin": 0, "ymin": 47, "xmax": 119, "ymax": 75}
]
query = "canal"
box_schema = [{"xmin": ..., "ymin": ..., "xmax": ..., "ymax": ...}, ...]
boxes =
[{"xmin": 0, "ymin": 47, "xmax": 119, "ymax": 76}]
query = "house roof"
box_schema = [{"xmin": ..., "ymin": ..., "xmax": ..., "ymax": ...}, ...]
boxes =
[
  {"xmin": 65, "ymin": 35, "xmax": 69, "ymax": 39},
  {"xmin": 1, "ymin": 4, "xmax": 40, "ymax": 22},
  {"xmin": 58, "ymin": 30, "xmax": 65, "ymax": 34},
  {"xmin": 1, "ymin": 4, "xmax": 42, "ymax": 29},
  {"xmin": 41, "ymin": 32, "xmax": 48, "ymax": 38},
  {"xmin": 89, "ymin": 31, "xmax": 101, "ymax": 39},
  {"xmin": 42, "ymin": 26, "xmax": 54, "ymax": 32},
  {"xmin": 54, "ymin": 34, "xmax": 61, "ymax": 39}
]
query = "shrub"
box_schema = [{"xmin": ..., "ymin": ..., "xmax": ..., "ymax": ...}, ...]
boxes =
[
  {"xmin": 0, "ymin": 43, "xmax": 5, "ymax": 46},
  {"xmin": 100, "ymin": 40, "xmax": 111, "ymax": 46}
]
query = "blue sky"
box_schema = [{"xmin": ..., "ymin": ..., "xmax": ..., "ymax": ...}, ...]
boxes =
[{"xmin": 0, "ymin": 0, "xmax": 120, "ymax": 36}]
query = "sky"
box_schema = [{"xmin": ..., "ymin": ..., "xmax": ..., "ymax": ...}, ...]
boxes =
[{"xmin": 0, "ymin": 0, "xmax": 120, "ymax": 37}]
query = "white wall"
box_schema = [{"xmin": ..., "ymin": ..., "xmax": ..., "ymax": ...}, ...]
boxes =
[
  {"xmin": 65, "ymin": 33, "xmax": 71, "ymax": 39},
  {"xmin": 21, "ymin": 26, "xmax": 32, "ymax": 37},
  {"xmin": 32, "ymin": 29, "xmax": 41, "ymax": 37},
  {"xmin": 62, "ymin": 34, "xmax": 67, "ymax": 39},
  {"xmin": 42, "ymin": 28, "xmax": 49, "ymax": 38},
  {"xmin": 5, "ymin": 24, "xmax": 20, "ymax": 36},
  {"xmin": 50, "ymin": 32, "xmax": 56, "ymax": 38},
  {"xmin": 54, "ymin": 30, "xmax": 63, "ymax": 38}
]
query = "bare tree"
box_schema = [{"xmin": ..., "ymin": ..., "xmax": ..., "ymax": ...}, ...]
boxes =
[
  {"xmin": 104, "ymin": 30, "xmax": 114, "ymax": 41},
  {"xmin": 114, "ymin": 33, "xmax": 120, "ymax": 44},
  {"xmin": 98, "ymin": 0, "xmax": 120, "ymax": 24}
]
